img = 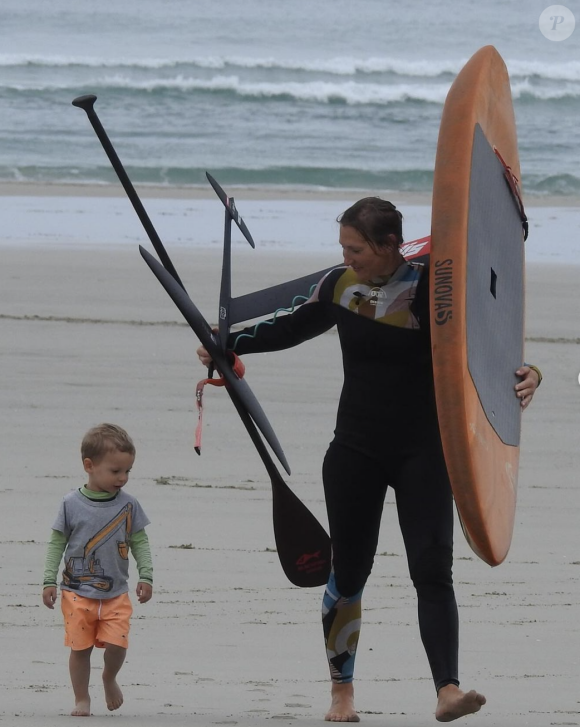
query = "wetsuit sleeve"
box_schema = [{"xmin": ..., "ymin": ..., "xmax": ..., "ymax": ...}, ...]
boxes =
[
  {"xmin": 129, "ymin": 529, "xmax": 153, "ymax": 585},
  {"xmin": 43, "ymin": 529, "xmax": 67, "ymax": 588},
  {"xmin": 227, "ymin": 300, "xmax": 337, "ymax": 355}
]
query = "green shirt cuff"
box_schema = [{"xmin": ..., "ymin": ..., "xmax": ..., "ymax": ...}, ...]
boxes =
[
  {"xmin": 43, "ymin": 530, "xmax": 67, "ymax": 587},
  {"xmin": 129, "ymin": 529, "xmax": 153, "ymax": 585}
]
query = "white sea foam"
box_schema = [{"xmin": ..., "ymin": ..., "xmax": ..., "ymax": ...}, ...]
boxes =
[
  {"xmin": 1, "ymin": 52, "xmax": 580, "ymax": 82},
  {"xmin": 5, "ymin": 74, "xmax": 579, "ymax": 106}
]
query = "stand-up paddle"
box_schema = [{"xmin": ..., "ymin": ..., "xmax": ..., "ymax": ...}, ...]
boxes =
[{"xmin": 72, "ymin": 94, "xmax": 331, "ymax": 586}]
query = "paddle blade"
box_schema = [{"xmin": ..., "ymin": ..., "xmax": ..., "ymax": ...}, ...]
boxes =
[
  {"xmin": 270, "ymin": 472, "xmax": 331, "ymax": 588},
  {"xmin": 223, "ymin": 382, "xmax": 330, "ymax": 586}
]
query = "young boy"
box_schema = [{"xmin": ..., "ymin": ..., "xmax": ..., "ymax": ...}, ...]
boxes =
[{"xmin": 42, "ymin": 423, "xmax": 153, "ymax": 717}]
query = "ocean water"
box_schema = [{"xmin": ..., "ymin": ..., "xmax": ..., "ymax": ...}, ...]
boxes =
[{"xmin": 1, "ymin": 0, "xmax": 579, "ymax": 196}]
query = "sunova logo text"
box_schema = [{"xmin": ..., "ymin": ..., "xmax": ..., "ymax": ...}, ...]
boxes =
[{"xmin": 433, "ymin": 259, "xmax": 453, "ymax": 325}]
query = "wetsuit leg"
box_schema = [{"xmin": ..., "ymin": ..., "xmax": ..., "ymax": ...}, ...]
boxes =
[
  {"xmin": 393, "ymin": 441, "xmax": 459, "ymax": 692},
  {"xmin": 323, "ymin": 440, "xmax": 389, "ymax": 595},
  {"xmin": 322, "ymin": 570, "xmax": 362, "ymax": 683},
  {"xmin": 321, "ymin": 441, "xmax": 389, "ymax": 682}
]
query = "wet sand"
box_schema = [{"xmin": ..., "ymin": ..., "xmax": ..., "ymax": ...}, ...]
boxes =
[{"xmin": 1, "ymin": 187, "xmax": 579, "ymax": 725}]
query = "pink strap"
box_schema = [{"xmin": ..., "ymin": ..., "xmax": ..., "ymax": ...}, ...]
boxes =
[{"xmin": 194, "ymin": 353, "xmax": 246, "ymax": 454}]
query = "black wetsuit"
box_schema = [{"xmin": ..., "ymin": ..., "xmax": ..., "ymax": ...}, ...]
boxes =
[{"xmin": 229, "ymin": 261, "xmax": 459, "ymax": 692}]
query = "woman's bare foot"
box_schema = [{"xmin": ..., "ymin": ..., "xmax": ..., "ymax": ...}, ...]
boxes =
[
  {"xmin": 325, "ymin": 682, "xmax": 360, "ymax": 722},
  {"xmin": 71, "ymin": 698, "xmax": 91, "ymax": 716},
  {"xmin": 436, "ymin": 684, "xmax": 486, "ymax": 722},
  {"xmin": 102, "ymin": 677, "xmax": 124, "ymax": 711}
]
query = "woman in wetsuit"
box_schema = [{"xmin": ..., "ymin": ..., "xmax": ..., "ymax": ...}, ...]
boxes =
[{"xmin": 198, "ymin": 198, "xmax": 540, "ymax": 723}]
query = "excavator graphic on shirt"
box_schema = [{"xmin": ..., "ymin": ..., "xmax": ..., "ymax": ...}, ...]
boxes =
[{"xmin": 62, "ymin": 503, "xmax": 133, "ymax": 592}]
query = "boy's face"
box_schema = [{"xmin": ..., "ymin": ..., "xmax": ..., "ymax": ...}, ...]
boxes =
[{"xmin": 83, "ymin": 449, "xmax": 135, "ymax": 495}]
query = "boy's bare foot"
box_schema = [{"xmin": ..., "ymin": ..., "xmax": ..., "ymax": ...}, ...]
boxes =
[
  {"xmin": 436, "ymin": 684, "xmax": 486, "ymax": 722},
  {"xmin": 103, "ymin": 677, "xmax": 124, "ymax": 711},
  {"xmin": 71, "ymin": 698, "xmax": 91, "ymax": 716},
  {"xmin": 325, "ymin": 682, "xmax": 360, "ymax": 722}
]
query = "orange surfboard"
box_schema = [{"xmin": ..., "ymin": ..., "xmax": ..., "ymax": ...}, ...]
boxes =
[{"xmin": 430, "ymin": 46, "xmax": 527, "ymax": 566}]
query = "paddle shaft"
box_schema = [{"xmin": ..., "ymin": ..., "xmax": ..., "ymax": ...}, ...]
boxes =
[{"xmin": 71, "ymin": 94, "xmax": 185, "ymax": 290}]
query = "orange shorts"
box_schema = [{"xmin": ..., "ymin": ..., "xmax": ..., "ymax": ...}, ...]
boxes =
[{"xmin": 61, "ymin": 590, "xmax": 133, "ymax": 651}]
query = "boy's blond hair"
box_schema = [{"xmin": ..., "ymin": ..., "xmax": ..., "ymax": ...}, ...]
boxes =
[{"xmin": 81, "ymin": 423, "xmax": 136, "ymax": 462}]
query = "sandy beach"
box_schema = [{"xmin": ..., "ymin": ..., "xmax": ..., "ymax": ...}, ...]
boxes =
[{"xmin": 1, "ymin": 184, "xmax": 579, "ymax": 726}]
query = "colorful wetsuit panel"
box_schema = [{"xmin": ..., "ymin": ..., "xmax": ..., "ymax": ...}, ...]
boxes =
[
  {"xmin": 328, "ymin": 263, "xmax": 423, "ymax": 329},
  {"xmin": 322, "ymin": 571, "xmax": 363, "ymax": 684}
]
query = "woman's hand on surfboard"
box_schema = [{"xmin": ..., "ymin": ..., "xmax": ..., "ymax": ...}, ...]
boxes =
[{"xmin": 514, "ymin": 366, "xmax": 540, "ymax": 410}]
